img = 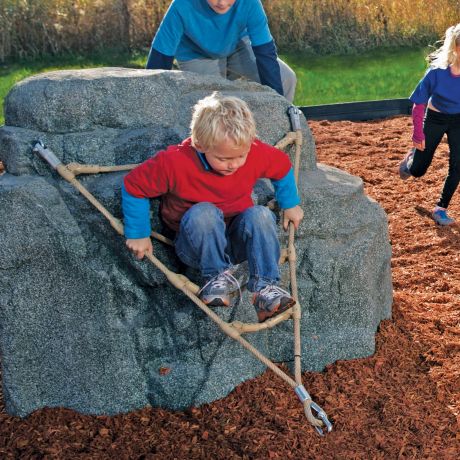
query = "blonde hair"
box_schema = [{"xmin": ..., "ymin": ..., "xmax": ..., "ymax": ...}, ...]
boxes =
[
  {"xmin": 428, "ymin": 23, "xmax": 460, "ymax": 69},
  {"xmin": 190, "ymin": 92, "xmax": 256, "ymax": 150}
]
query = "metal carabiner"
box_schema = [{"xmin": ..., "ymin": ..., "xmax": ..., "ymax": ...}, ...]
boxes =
[
  {"xmin": 287, "ymin": 105, "xmax": 302, "ymax": 131},
  {"xmin": 296, "ymin": 385, "xmax": 333, "ymax": 436},
  {"xmin": 33, "ymin": 140, "xmax": 63, "ymax": 170},
  {"xmin": 309, "ymin": 401, "xmax": 333, "ymax": 436}
]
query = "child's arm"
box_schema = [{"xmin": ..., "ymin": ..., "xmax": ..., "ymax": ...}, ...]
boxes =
[
  {"xmin": 252, "ymin": 41, "xmax": 283, "ymax": 96},
  {"xmin": 409, "ymin": 68, "xmax": 433, "ymax": 151},
  {"xmin": 271, "ymin": 167, "xmax": 303, "ymax": 231},
  {"xmin": 122, "ymin": 182, "xmax": 153, "ymax": 260},
  {"xmin": 146, "ymin": 48, "xmax": 174, "ymax": 70},
  {"xmin": 247, "ymin": 2, "xmax": 284, "ymax": 96},
  {"xmin": 146, "ymin": 3, "xmax": 183, "ymax": 70},
  {"xmin": 412, "ymin": 103, "xmax": 426, "ymax": 150},
  {"xmin": 122, "ymin": 150, "xmax": 171, "ymax": 259}
]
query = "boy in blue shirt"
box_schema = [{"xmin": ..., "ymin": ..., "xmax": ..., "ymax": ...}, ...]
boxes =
[{"xmin": 146, "ymin": 0, "xmax": 297, "ymax": 102}]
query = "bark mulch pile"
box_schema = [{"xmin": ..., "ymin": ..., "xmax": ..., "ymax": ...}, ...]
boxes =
[{"xmin": 1, "ymin": 117, "xmax": 459, "ymax": 458}]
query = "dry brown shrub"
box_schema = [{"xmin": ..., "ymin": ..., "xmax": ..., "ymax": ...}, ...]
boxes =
[
  {"xmin": 0, "ymin": 0, "xmax": 459, "ymax": 61},
  {"xmin": 0, "ymin": 0, "xmax": 169, "ymax": 61},
  {"xmin": 265, "ymin": 0, "xmax": 459, "ymax": 53}
]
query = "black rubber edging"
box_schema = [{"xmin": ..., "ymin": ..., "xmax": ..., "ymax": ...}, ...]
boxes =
[{"xmin": 299, "ymin": 98, "xmax": 412, "ymax": 121}]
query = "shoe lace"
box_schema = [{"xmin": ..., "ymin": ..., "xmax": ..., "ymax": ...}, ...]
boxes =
[
  {"xmin": 199, "ymin": 270, "xmax": 242, "ymax": 305},
  {"xmin": 258, "ymin": 284, "xmax": 290, "ymax": 301}
]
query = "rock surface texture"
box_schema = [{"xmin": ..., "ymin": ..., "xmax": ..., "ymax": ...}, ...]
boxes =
[{"xmin": 0, "ymin": 68, "xmax": 392, "ymax": 416}]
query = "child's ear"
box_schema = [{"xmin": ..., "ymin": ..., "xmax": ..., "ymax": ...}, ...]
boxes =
[{"xmin": 194, "ymin": 142, "xmax": 204, "ymax": 152}]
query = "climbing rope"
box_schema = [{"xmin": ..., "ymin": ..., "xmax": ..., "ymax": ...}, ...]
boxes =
[{"xmin": 32, "ymin": 106, "xmax": 332, "ymax": 435}]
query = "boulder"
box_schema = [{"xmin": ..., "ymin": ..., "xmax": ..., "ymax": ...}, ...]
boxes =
[{"xmin": 0, "ymin": 68, "xmax": 392, "ymax": 417}]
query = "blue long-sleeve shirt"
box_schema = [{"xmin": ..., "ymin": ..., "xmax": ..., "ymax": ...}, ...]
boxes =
[
  {"xmin": 146, "ymin": 0, "xmax": 283, "ymax": 96},
  {"xmin": 410, "ymin": 66, "xmax": 460, "ymax": 113}
]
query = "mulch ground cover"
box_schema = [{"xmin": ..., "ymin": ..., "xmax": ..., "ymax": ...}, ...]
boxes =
[{"xmin": 1, "ymin": 117, "xmax": 459, "ymax": 458}]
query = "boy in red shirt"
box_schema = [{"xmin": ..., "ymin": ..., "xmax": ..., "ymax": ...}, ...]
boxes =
[{"xmin": 122, "ymin": 92, "xmax": 303, "ymax": 322}]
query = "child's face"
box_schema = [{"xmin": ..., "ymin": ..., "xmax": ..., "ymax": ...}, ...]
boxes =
[
  {"xmin": 207, "ymin": 0, "xmax": 236, "ymax": 14},
  {"xmin": 200, "ymin": 138, "xmax": 250, "ymax": 176}
]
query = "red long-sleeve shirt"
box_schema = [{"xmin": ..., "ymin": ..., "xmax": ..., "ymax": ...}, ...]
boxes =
[{"xmin": 123, "ymin": 137, "xmax": 294, "ymax": 232}]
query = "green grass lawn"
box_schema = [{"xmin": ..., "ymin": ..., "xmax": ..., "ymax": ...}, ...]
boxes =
[
  {"xmin": 1, "ymin": 47, "xmax": 429, "ymax": 125},
  {"xmin": 283, "ymin": 47, "xmax": 429, "ymax": 106}
]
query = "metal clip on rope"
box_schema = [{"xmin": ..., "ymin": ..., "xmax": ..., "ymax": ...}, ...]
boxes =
[
  {"xmin": 309, "ymin": 401, "xmax": 333, "ymax": 436},
  {"xmin": 287, "ymin": 105, "xmax": 302, "ymax": 131},
  {"xmin": 33, "ymin": 140, "xmax": 62, "ymax": 169},
  {"xmin": 295, "ymin": 385, "xmax": 333, "ymax": 436}
]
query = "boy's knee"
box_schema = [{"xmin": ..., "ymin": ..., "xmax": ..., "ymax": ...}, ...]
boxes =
[
  {"xmin": 183, "ymin": 202, "xmax": 222, "ymax": 228},
  {"xmin": 244, "ymin": 205, "xmax": 276, "ymax": 227}
]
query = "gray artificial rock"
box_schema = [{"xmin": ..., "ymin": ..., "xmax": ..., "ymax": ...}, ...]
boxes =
[{"xmin": 0, "ymin": 68, "xmax": 392, "ymax": 417}]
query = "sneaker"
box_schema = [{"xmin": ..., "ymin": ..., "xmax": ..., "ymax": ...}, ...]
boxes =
[
  {"xmin": 432, "ymin": 207, "xmax": 455, "ymax": 226},
  {"xmin": 399, "ymin": 148, "xmax": 415, "ymax": 180},
  {"xmin": 253, "ymin": 285, "xmax": 296, "ymax": 323},
  {"xmin": 198, "ymin": 270, "xmax": 241, "ymax": 307}
]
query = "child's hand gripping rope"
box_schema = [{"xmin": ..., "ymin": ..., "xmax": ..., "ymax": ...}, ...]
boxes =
[
  {"xmin": 126, "ymin": 237, "xmax": 153, "ymax": 260},
  {"xmin": 283, "ymin": 205, "xmax": 304, "ymax": 231}
]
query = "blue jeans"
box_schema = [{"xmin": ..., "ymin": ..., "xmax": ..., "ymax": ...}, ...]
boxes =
[{"xmin": 174, "ymin": 203, "xmax": 280, "ymax": 292}]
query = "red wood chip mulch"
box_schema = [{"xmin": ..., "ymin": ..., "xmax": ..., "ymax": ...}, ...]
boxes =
[{"xmin": 1, "ymin": 117, "xmax": 460, "ymax": 458}]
